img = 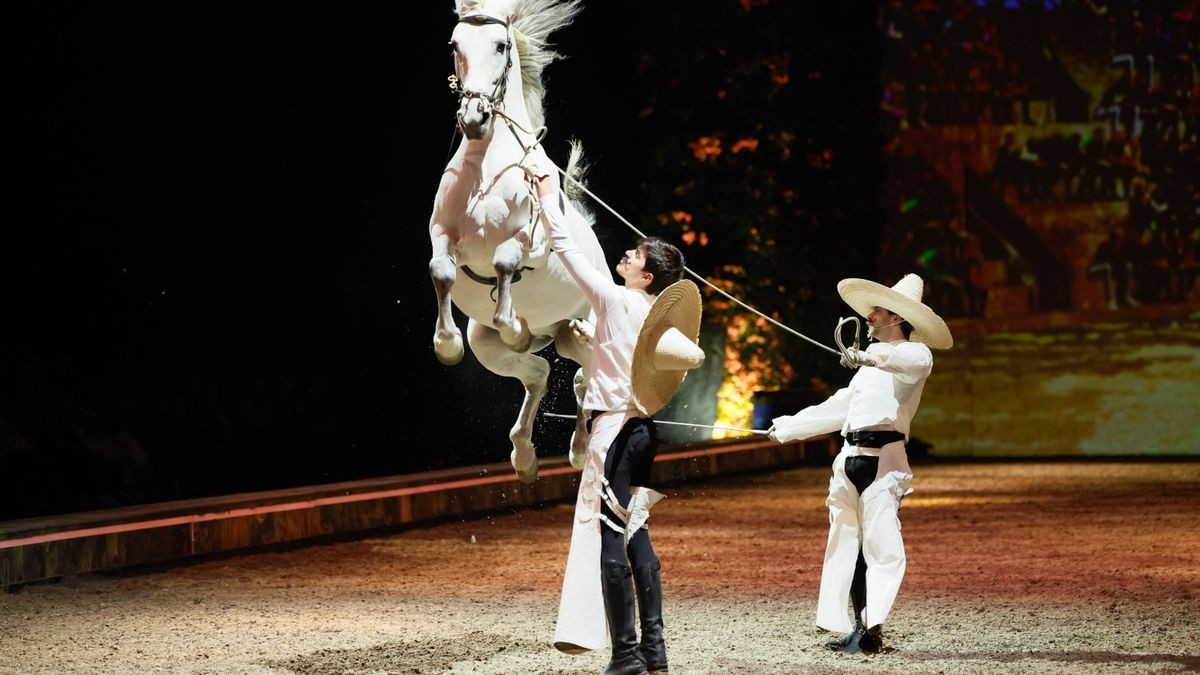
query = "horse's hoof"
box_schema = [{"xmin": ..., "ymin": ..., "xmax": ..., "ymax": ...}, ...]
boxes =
[
  {"xmin": 569, "ymin": 445, "xmax": 587, "ymax": 470},
  {"xmin": 434, "ymin": 349, "xmax": 464, "ymax": 366},
  {"xmin": 511, "ymin": 449, "xmax": 538, "ymax": 484},
  {"xmin": 509, "ymin": 333, "xmax": 532, "ymax": 354},
  {"xmin": 434, "ymin": 329, "xmax": 464, "ymax": 365},
  {"xmin": 433, "ymin": 337, "xmax": 464, "ymax": 365},
  {"xmin": 568, "ymin": 433, "xmax": 587, "ymax": 469},
  {"xmin": 501, "ymin": 317, "xmax": 533, "ymax": 353}
]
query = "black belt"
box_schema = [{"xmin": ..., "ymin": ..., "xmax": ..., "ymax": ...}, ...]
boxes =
[
  {"xmin": 586, "ymin": 409, "xmax": 610, "ymax": 434},
  {"xmin": 845, "ymin": 430, "xmax": 906, "ymax": 448}
]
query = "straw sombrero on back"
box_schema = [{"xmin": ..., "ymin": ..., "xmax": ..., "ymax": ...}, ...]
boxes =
[
  {"xmin": 837, "ymin": 273, "xmax": 953, "ymax": 350},
  {"xmin": 631, "ymin": 279, "xmax": 705, "ymax": 416}
]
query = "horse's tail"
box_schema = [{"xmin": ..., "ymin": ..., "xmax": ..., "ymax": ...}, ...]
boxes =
[{"xmin": 562, "ymin": 138, "xmax": 590, "ymax": 202}]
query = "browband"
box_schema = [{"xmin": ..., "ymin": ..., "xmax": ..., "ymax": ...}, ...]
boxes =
[{"xmin": 459, "ymin": 14, "xmax": 508, "ymax": 28}]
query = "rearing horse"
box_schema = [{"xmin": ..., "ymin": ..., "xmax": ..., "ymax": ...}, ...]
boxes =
[{"xmin": 430, "ymin": 0, "xmax": 605, "ymax": 482}]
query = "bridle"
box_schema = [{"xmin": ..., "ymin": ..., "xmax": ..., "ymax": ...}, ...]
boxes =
[{"xmin": 447, "ymin": 14, "xmax": 513, "ymax": 121}]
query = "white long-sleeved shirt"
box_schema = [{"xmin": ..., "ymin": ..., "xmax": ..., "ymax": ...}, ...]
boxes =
[
  {"xmin": 770, "ymin": 340, "xmax": 933, "ymax": 444},
  {"xmin": 540, "ymin": 191, "xmax": 652, "ymax": 414}
]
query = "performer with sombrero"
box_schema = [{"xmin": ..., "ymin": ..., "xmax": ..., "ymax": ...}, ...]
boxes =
[
  {"xmin": 524, "ymin": 159, "xmax": 704, "ymax": 675},
  {"xmin": 768, "ymin": 273, "xmax": 953, "ymax": 654}
]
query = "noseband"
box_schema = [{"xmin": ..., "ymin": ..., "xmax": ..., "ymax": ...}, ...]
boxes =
[{"xmin": 448, "ymin": 14, "xmax": 513, "ymax": 117}]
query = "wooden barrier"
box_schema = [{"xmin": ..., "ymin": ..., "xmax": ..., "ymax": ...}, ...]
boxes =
[{"xmin": 0, "ymin": 435, "xmax": 836, "ymax": 588}]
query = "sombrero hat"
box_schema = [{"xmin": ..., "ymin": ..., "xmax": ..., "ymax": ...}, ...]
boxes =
[
  {"xmin": 631, "ymin": 279, "xmax": 705, "ymax": 415},
  {"xmin": 837, "ymin": 273, "xmax": 953, "ymax": 350}
]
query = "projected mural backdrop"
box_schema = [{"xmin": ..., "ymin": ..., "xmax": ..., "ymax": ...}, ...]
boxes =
[{"xmin": 876, "ymin": 0, "xmax": 1199, "ymax": 456}]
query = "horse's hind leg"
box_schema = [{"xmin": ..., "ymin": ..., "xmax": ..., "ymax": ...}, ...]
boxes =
[
  {"xmin": 491, "ymin": 238, "xmax": 533, "ymax": 353},
  {"xmin": 430, "ymin": 226, "xmax": 464, "ymax": 365},
  {"xmin": 468, "ymin": 319, "xmax": 548, "ymax": 483},
  {"xmin": 567, "ymin": 367, "xmax": 587, "ymax": 469},
  {"xmin": 553, "ymin": 321, "xmax": 592, "ymax": 469}
]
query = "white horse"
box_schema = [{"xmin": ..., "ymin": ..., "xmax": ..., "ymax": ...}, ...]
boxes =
[{"xmin": 430, "ymin": 0, "xmax": 606, "ymax": 482}]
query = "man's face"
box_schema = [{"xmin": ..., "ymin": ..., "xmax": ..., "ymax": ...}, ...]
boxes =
[
  {"xmin": 617, "ymin": 245, "xmax": 650, "ymax": 289},
  {"xmin": 866, "ymin": 307, "xmax": 902, "ymax": 340}
]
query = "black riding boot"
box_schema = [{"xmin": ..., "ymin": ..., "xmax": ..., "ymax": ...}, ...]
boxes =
[
  {"xmin": 825, "ymin": 550, "xmax": 869, "ymax": 650},
  {"xmin": 602, "ymin": 561, "xmax": 648, "ymax": 675},
  {"xmin": 633, "ymin": 559, "xmax": 668, "ymax": 674}
]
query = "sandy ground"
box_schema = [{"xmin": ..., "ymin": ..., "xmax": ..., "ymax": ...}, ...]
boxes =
[{"xmin": 2, "ymin": 460, "xmax": 1198, "ymax": 675}]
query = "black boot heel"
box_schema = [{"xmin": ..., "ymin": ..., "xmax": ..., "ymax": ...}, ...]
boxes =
[{"xmin": 841, "ymin": 623, "xmax": 882, "ymax": 654}]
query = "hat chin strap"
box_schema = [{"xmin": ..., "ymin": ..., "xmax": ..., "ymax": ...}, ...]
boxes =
[{"xmin": 867, "ymin": 318, "xmax": 903, "ymax": 341}]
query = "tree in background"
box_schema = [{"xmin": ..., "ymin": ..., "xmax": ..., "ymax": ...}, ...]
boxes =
[{"xmin": 617, "ymin": 0, "xmax": 884, "ymax": 431}]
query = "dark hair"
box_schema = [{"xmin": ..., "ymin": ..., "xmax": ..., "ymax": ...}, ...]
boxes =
[
  {"xmin": 638, "ymin": 236, "xmax": 685, "ymax": 295},
  {"xmin": 883, "ymin": 308, "xmax": 914, "ymax": 339}
]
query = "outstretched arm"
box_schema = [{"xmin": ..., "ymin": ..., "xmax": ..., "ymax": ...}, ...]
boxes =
[
  {"xmin": 528, "ymin": 167, "xmax": 622, "ymax": 313},
  {"xmin": 768, "ymin": 387, "xmax": 852, "ymax": 443}
]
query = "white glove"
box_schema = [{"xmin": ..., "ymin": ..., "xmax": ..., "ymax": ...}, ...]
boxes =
[
  {"xmin": 624, "ymin": 488, "xmax": 665, "ymax": 545},
  {"xmin": 840, "ymin": 347, "xmax": 878, "ymax": 369},
  {"xmin": 569, "ymin": 318, "xmax": 595, "ymax": 347},
  {"xmin": 519, "ymin": 155, "xmax": 550, "ymax": 182},
  {"xmin": 766, "ymin": 425, "xmax": 781, "ymax": 443}
]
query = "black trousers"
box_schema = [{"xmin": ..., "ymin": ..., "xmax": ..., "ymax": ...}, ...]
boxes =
[
  {"xmin": 843, "ymin": 454, "xmax": 880, "ymax": 624},
  {"xmin": 600, "ymin": 417, "xmax": 658, "ymax": 567}
]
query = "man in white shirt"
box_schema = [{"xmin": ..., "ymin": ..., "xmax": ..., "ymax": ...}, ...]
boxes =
[
  {"xmin": 768, "ymin": 273, "xmax": 953, "ymax": 654},
  {"xmin": 526, "ymin": 158, "xmax": 701, "ymax": 675}
]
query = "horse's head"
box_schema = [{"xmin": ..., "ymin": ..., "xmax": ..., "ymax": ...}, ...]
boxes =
[{"xmin": 450, "ymin": 1, "xmax": 519, "ymax": 140}]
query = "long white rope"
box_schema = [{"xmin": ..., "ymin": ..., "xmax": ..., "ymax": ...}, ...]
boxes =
[
  {"xmin": 546, "ymin": 153, "xmax": 838, "ymax": 356},
  {"xmin": 543, "ymin": 412, "xmax": 767, "ymax": 436},
  {"xmin": 489, "ymin": 108, "xmax": 839, "ymax": 356}
]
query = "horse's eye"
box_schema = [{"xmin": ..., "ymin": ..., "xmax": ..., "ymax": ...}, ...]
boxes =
[{"xmin": 496, "ymin": 42, "xmax": 507, "ymax": 54}]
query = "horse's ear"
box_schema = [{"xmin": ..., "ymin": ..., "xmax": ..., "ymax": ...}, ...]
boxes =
[
  {"xmin": 455, "ymin": 0, "xmax": 513, "ymax": 19},
  {"xmin": 454, "ymin": 0, "xmax": 483, "ymax": 18}
]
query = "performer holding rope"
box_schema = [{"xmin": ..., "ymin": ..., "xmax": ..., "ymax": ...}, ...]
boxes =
[
  {"xmin": 522, "ymin": 157, "xmax": 704, "ymax": 675},
  {"xmin": 766, "ymin": 273, "xmax": 953, "ymax": 654},
  {"xmin": 527, "ymin": 114, "xmax": 952, "ymax": 662}
]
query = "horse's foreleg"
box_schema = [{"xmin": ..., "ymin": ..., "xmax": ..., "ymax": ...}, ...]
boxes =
[
  {"xmin": 430, "ymin": 226, "xmax": 464, "ymax": 365},
  {"xmin": 469, "ymin": 320, "xmax": 548, "ymax": 483},
  {"xmin": 491, "ymin": 238, "xmax": 532, "ymax": 353}
]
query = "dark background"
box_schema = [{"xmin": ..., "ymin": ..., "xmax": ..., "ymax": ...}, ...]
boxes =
[{"xmin": 3, "ymin": 2, "xmax": 881, "ymax": 518}]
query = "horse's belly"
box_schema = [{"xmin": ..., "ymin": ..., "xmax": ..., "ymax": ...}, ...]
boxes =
[{"xmin": 451, "ymin": 257, "xmax": 591, "ymax": 333}]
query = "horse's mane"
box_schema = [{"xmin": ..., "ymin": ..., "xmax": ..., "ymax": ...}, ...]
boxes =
[{"xmin": 510, "ymin": 0, "xmax": 583, "ymax": 130}]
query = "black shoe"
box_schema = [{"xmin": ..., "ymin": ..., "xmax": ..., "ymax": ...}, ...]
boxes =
[
  {"xmin": 825, "ymin": 617, "xmax": 865, "ymax": 651},
  {"xmin": 824, "ymin": 629, "xmax": 856, "ymax": 651},
  {"xmin": 841, "ymin": 624, "xmax": 882, "ymax": 654}
]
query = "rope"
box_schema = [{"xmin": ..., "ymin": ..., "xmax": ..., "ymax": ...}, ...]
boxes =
[
  {"xmin": 541, "ymin": 154, "xmax": 839, "ymax": 356},
  {"xmin": 543, "ymin": 412, "xmax": 768, "ymax": 436},
  {"xmin": 482, "ymin": 109, "xmax": 839, "ymax": 356}
]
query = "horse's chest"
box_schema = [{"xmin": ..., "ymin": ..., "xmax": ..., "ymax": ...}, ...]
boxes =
[{"xmin": 455, "ymin": 189, "xmax": 531, "ymax": 239}]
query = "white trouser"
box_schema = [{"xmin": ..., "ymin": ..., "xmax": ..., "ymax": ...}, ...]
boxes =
[
  {"xmin": 554, "ymin": 410, "xmax": 633, "ymax": 653},
  {"xmin": 815, "ymin": 450, "xmax": 913, "ymax": 633}
]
